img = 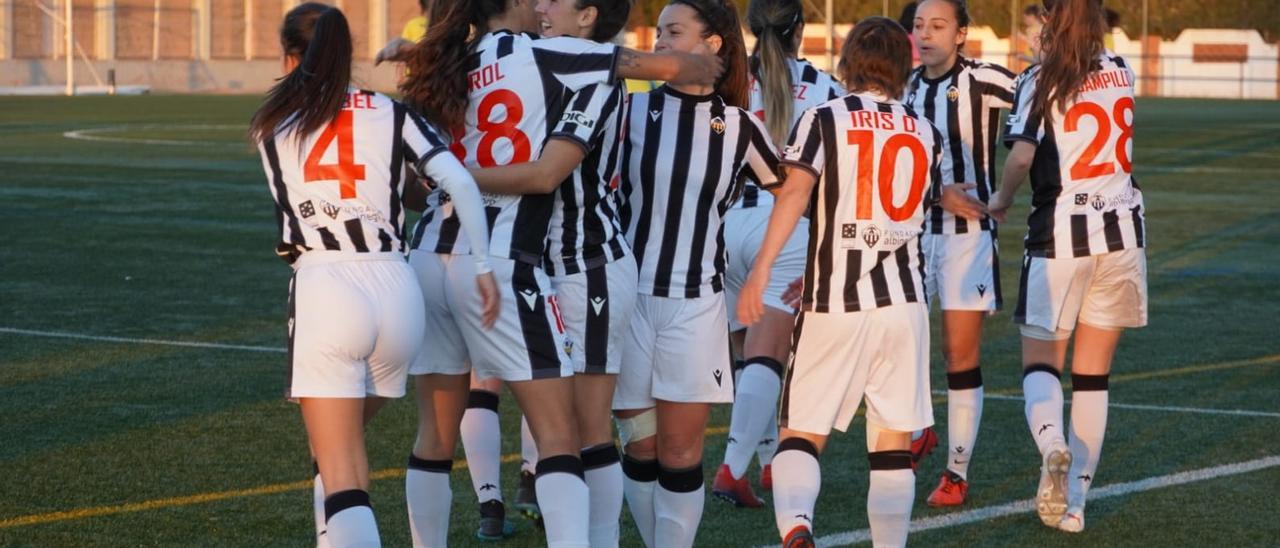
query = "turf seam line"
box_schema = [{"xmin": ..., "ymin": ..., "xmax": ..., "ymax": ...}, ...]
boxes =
[
  {"xmin": 760, "ymin": 454, "xmax": 1280, "ymax": 547},
  {"xmin": 0, "ymin": 327, "xmax": 285, "ymax": 353}
]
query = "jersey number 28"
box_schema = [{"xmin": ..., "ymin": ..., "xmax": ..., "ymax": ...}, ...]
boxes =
[{"xmin": 1065, "ymin": 97, "xmax": 1134, "ymax": 181}]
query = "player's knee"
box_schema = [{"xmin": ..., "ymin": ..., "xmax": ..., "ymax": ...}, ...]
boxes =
[
  {"xmin": 1020, "ymin": 324, "xmax": 1072, "ymax": 341},
  {"xmin": 616, "ymin": 408, "xmax": 657, "ymax": 456}
]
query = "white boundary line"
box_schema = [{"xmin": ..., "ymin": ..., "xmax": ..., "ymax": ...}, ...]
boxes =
[
  {"xmin": 0, "ymin": 327, "xmax": 284, "ymax": 353},
  {"xmin": 758, "ymin": 455, "xmax": 1280, "ymax": 548},
  {"xmin": 62, "ymin": 124, "xmax": 246, "ymax": 147},
  {"xmin": 934, "ymin": 390, "xmax": 1280, "ymax": 418}
]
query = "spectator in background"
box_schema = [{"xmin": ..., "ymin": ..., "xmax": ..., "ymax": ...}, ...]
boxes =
[
  {"xmin": 899, "ymin": 1, "xmax": 921, "ymax": 67},
  {"xmin": 1018, "ymin": 4, "xmax": 1046, "ymax": 64},
  {"xmin": 375, "ymin": 0, "xmax": 430, "ymax": 65}
]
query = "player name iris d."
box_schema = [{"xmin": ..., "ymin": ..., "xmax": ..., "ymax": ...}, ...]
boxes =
[{"xmin": 847, "ymin": 109, "xmax": 920, "ymax": 134}]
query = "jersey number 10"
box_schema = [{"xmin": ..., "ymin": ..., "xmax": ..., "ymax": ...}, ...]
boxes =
[{"xmin": 846, "ymin": 130, "xmax": 928, "ymax": 222}]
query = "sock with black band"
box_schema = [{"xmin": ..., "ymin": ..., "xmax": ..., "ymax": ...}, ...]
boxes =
[
  {"xmin": 654, "ymin": 462, "xmax": 705, "ymax": 548},
  {"xmin": 406, "ymin": 455, "xmax": 452, "ymax": 548},
  {"xmin": 946, "ymin": 367, "xmax": 984, "ymax": 480},
  {"xmin": 1023, "ymin": 364, "xmax": 1067, "ymax": 455},
  {"xmin": 460, "ymin": 390, "xmax": 503, "ymax": 503},
  {"xmin": 621, "ymin": 454, "xmax": 659, "ymax": 547},
  {"xmin": 1068, "ymin": 373, "xmax": 1109, "ymax": 510},
  {"xmin": 723, "ymin": 357, "xmax": 785, "ymax": 479},
  {"xmin": 536, "ymin": 454, "xmax": 591, "ymax": 548},
  {"xmin": 325, "ymin": 489, "xmax": 380, "ymax": 547},
  {"xmin": 771, "ymin": 438, "xmax": 820, "ymax": 538},
  {"xmin": 582, "ymin": 443, "xmax": 624, "ymax": 547},
  {"xmin": 867, "ymin": 450, "xmax": 915, "ymax": 548}
]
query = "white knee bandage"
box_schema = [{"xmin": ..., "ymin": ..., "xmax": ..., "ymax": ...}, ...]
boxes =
[
  {"xmin": 615, "ymin": 409, "xmax": 657, "ymax": 447},
  {"xmin": 1020, "ymin": 324, "xmax": 1073, "ymax": 341}
]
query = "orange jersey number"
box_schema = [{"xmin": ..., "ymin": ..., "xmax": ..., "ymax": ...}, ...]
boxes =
[
  {"xmin": 304, "ymin": 110, "xmax": 367, "ymax": 199},
  {"xmin": 847, "ymin": 130, "xmax": 929, "ymax": 222}
]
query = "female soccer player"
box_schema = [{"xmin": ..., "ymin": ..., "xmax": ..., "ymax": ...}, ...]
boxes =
[
  {"xmin": 249, "ymin": 4, "xmax": 495, "ymax": 547},
  {"xmin": 738, "ymin": 17, "xmax": 943, "ymax": 548},
  {"xmin": 397, "ymin": 1, "xmax": 721, "ymax": 546},
  {"xmin": 713, "ymin": 0, "xmax": 846, "ymax": 509},
  {"xmin": 459, "ymin": 0, "xmax": 641, "ymax": 544},
  {"xmin": 612, "ymin": 1, "xmax": 777, "ymax": 544},
  {"xmin": 990, "ymin": 0, "xmax": 1146, "ymax": 533},
  {"xmin": 903, "ymin": 0, "xmax": 1015, "ymax": 507}
]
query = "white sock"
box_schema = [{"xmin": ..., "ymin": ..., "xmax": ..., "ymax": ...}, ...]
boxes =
[
  {"xmin": 536, "ymin": 456, "xmax": 591, "ymax": 548},
  {"xmin": 1068, "ymin": 374, "xmax": 1109, "ymax": 510},
  {"xmin": 461, "ymin": 390, "xmax": 503, "ymax": 503},
  {"xmin": 521, "ymin": 415, "xmax": 539, "ymax": 475},
  {"xmin": 723, "ymin": 359, "xmax": 783, "ymax": 478},
  {"xmin": 583, "ymin": 444, "xmax": 624, "ymax": 548},
  {"xmin": 313, "ymin": 466, "xmax": 330, "ymax": 548},
  {"xmin": 946, "ymin": 368, "xmax": 985, "ymax": 480},
  {"xmin": 1023, "ymin": 367, "xmax": 1067, "ymax": 455},
  {"xmin": 405, "ymin": 457, "xmax": 452, "ymax": 548},
  {"xmin": 654, "ymin": 464, "xmax": 705, "ymax": 548},
  {"xmin": 757, "ymin": 411, "xmax": 779, "ymax": 467},
  {"xmin": 325, "ymin": 490, "xmax": 380, "ymax": 548},
  {"xmin": 772, "ymin": 439, "xmax": 821, "ymax": 537},
  {"xmin": 621, "ymin": 455, "xmax": 658, "ymax": 548},
  {"xmin": 866, "ymin": 457, "xmax": 915, "ymax": 548}
]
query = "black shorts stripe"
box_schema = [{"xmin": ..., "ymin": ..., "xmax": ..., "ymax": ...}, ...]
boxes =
[
  {"xmin": 512, "ymin": 262, "xmax": 565, "ymax": 379},
  {"xmin": 779, "ymin": 310, "xmax": 806, "ymax": 427},
  {"xmin": 284, "ymin": 273, "xmax": 297, "ymax": 399},
  {"xmin": 990, "ymin": 231, "xmax": 1004, "ymax": 309},
  {"xmin": 583, "ymin": 265, "xmax": 610, "ymax": 374},
  {"xmin": 1014, "ymin": 254, "xmax": 1031, "ymax": 324}
]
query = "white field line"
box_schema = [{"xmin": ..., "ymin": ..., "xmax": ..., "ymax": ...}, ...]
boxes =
[
  {"xmin": 934, "ymin": 390, "xmax": 1280, "ymax": 418},
  {"xmin": 758, "ymin": 455, "xmax": 1280, "ymax": 548},
  {"xmin": 0, "ymin": 327, "xmax": 284, "ymax": 353},
  {"xmin": 62, "ymin": 124, "xmax": 245, "ymax": 147}
]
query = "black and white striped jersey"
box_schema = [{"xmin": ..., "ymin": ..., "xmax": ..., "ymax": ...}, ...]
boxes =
[
  {"xmin": 260, "ymin": 88, "xmax": 452, "ymax": 265},
  {"xmin": 543, "ymin": 81, "xmax": 629, "ymax": 276},
  {"xmin": 1004, "ymin": 50, "xmax": 1145, "ymax": 258},
  {"xmin": 619, "ymin": 86, "xmax": 780, "ymax": 298},
  {"xmin": 737, "ymin": 57, "xmax": 846, "ymax": 209},
  {"xmin": 782, "ymin": 92, "xmax": 943, "ymax": 313},
  {"xmin": 408, "ymin": 31, "xmax": 618, "ymax": 265},
  {"xmin": 905, "ymin": 57, "xmax": 1015, "ymax": 233}
]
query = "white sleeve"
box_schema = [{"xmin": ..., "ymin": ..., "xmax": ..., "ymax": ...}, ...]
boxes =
[{"xmin": 420, "ymin": 154, "xmax": 494, "ymax": 274}]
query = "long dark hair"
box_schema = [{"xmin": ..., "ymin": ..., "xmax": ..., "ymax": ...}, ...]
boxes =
[
  {"xmin": 400, "ymin": 0, "xmax": 507, "ymax": 131},
  {"xmin": 837, "ymin": 16, "xmax": 913, "ymax": 99},
  {"xmin": 578, "ymin": 0, "xmax": 633, "ymax": 42},
  {"xmin": 249, "ymin": 3, "xmax": 352, "ymax": 143},
  {"xmin": 747, "ymin": 0, "xmax": 803, "ymax": 144},
  {"xmin": 670, "ymin": 0, "xmax": 750, "ymax": 109},
  {"xmin": 1032, "ymin": 0, "xmax": 1107, "ymax": 117}
]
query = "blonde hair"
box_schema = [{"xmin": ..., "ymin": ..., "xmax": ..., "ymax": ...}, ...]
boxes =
[{"xmin": 747, "ymin": 0, "xmax": 803, "ymax": 144}]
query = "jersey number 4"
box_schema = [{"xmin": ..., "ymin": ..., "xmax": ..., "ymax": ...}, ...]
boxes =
[
  {"xmin": 847, "ymin": 130, "xmax": 928, "ymax": 222},
  {"xmin": 450, "ymin": 89, "xmax": 532, "ymax": 167},
  {"xmin": 1065, "ymin": 97, "xmax": 1134, "ymax": 181},
  {"xmin": 304, "ymin": 110, "xmax": 367, "ymax": 199}
]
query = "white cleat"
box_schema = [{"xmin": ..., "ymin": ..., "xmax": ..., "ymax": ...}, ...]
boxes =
[
  {"xmin": 1036, "ymin": 444, "xmax": 1072, "ymax": 528},
  {"xmin": 1058, "ymin": 508, "xmax": 1085, "ymax": 533}
]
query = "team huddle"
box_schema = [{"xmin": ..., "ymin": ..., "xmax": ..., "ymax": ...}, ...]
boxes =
[{"xmin": 251, "ymin": 0, "xmax": 1145, "ymax": 546}]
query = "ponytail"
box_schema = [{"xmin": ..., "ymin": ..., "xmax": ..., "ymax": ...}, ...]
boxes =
[
  {"xmin": 747, "ymin": 0, "xmax": 804, "ymax": 144},
  {"xmin": 400, "ymin": 0, "xmax": 507, "ymax": 130},
  {"xmin": 249, "ymin": 4, "xmax": 352, "ymax": 143},
  {"xmin": 1031, "ymin": 0, "xmax": 1107, "ymax": 118},
  {"xmin": 671, "ymin": 0, "xmax": 750, "ymax": 109}
]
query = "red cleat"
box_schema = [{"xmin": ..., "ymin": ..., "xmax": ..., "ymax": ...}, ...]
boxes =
[
  {"xmin": 760, "ymin": 463, "xmax": 772, "ymax": 491},
  {"xmin": 910, "ymin": 427, "xmax": 938, "ymax": 470},
  {"xmin": 926, "ymin": 470, "xmax": 969, "ymax": 507},
  {"xmin": 712, "ymin": 464, "xmax": 764, "ymax": 508},
  {"xmin": 782, "ymin": 525, "xmax": 815, "ymax": 548}
]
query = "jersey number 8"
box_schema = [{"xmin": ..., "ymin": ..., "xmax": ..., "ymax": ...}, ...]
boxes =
[
  {"xmin": 847, "ymin": 130, "xmax": 929, "ymax": 222},
  {"xmin": 450, "ymin": 90, "xmax": 532, "ymax": 167}
]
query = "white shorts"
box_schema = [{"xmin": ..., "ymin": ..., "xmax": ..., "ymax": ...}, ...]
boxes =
[
  {"xmin": 448, "ymin": 255, "xmax": 574, "ymax": 382},
  {"xmin": 614, "ymin": 293, "xmax": 733, "ymax": 409},
  {"xmin": 551, "ymin": 255, "xmax": 638, "ymax": 375},
  {"xmin": 781, "ymin": 303, "xmax": 933, "ymax": 435},
  {"xmin": 923, "ymin": 230, "xmax": 1001, "ymax": 312},
  {"xmin": 1015, "ymin": 248, "xmax": 1149, "ymax": 335},
  {"xmin": 408, "ymin": 251, "xmax": 469, "ymax": 376},
  {"xmin": 287, "ymin": 252, "xmax": 425, "ymax": 399},
  {"xmin": 724, "ymin": 207, "xmax": 808, "ymax": 331}
]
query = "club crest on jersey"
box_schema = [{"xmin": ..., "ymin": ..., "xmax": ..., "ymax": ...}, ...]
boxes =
[
  {"xmin": 299, "ymin": 200, "xmax": 316, "ymax": 219},
  {"xmin": 710, "ymin": 116, "xmax": 726, "ymax": 135},
  {"xmin": 519, "ymin": 289, "xmax": 540, "ymax": 311},
  {"xmin": 563, "ymin": 338, "xmax": 575, "ymax": 357},
  {"xmin": 649, "ymin": 110, "xmax": 662, "ymax": 122},
  {"xmin": 862, "ymin": 225, "xmax": 881, "ymax": 248},
  {"xmin": 947, "ymin": 85, "xmax": 960, "ymax": 102},
  {"xmin": 322, "ymin": 201, "xmax": 341, "ymax": 219},
  {"xmin": 1091, "ymin": 194, "xmax": 1107, "ymax": 211}
]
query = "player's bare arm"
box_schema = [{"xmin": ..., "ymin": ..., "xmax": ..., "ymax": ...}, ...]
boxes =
[
  {"xmin": 739, "ymin": 166, "xmax": 816, "ymax": 326},
  {"xmin": 939, "ymin": 182, "xmax": 989, "ymax": 220},
  {"xmin": 468, "ymin": 138, "xmax": 587, "ymax": 195},
  {"xmin": 616, "ymin": 48, "xmax": 724, "ymax": 87},
  {"xmin": 990, "ymin": 140, "xmax": 1035, "ymax": 222}
]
